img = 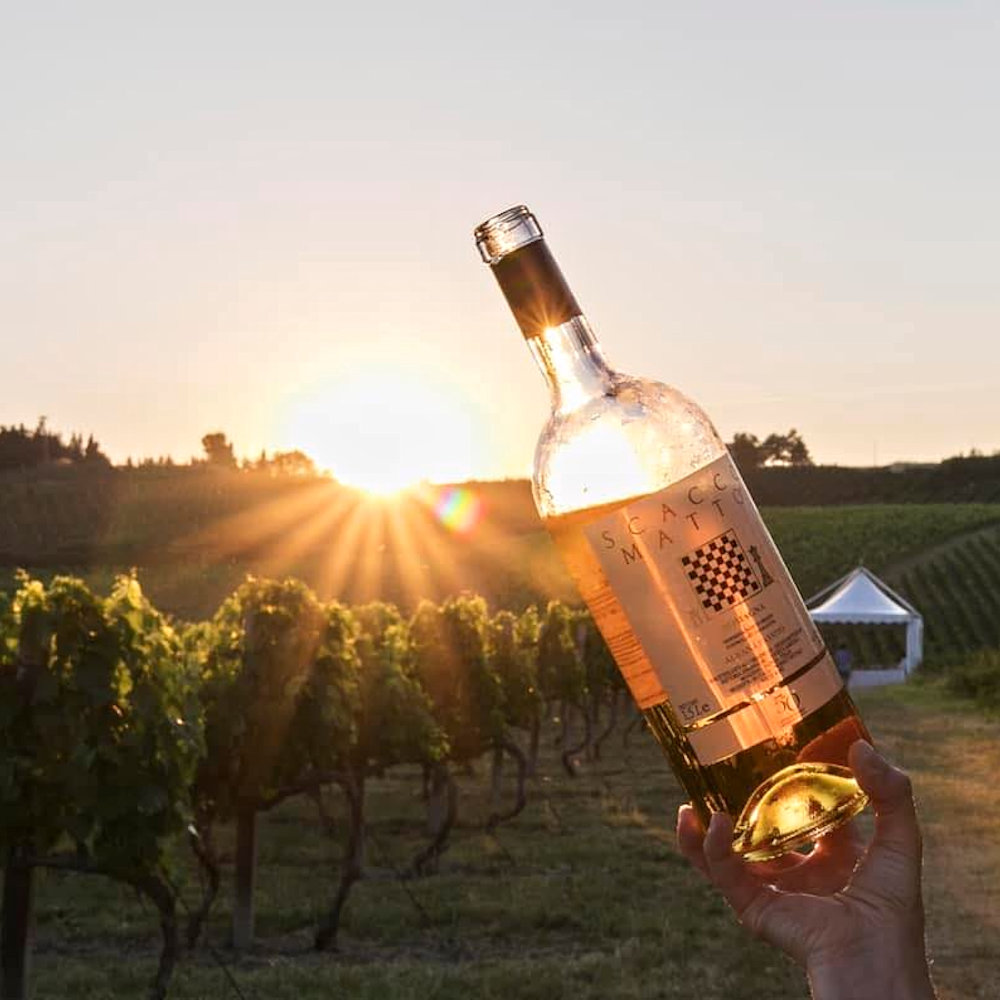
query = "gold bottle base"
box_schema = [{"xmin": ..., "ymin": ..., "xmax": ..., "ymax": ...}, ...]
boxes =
[{"xmin": 731, "ymin": 762, "xmax": 869, "ymax": 862}]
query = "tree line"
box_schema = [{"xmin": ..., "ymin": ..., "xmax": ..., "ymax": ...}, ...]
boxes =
[
  {"xmin": 0, "ymin": 421, "xmax": 318, "ymax": 477},
  {"xmin": 0, "ymin": 418, "xmax": 109, "ymax": 471},
  {"xmin": 0, "ymin": 574, "xmax": 631, "ymax": 999},
  {"xmin": 3, "ymin": 418, "xmax": 820, "ymax": 480},
  {"xmin": 727, "ymin": 428, "xmax": 813, "ymax": 470}
]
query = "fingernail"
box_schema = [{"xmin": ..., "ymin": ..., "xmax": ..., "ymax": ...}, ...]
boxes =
[
  {"xmin": 704, "ymin": 812, "xmax": 733, "ymax": 859},
  {"xmin": 852, "ymin": 740, "xmax": 886, "ymax": 770}
]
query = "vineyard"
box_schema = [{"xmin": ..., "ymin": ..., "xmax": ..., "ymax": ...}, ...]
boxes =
[
  {"xmin": 2, "ymin": 571, "xmax": 999, "ymax": 999},
  {"xmin": 4, "ymin": 486, "xmax": 1000, "ymax": 995},
  {"xmin": 890, "ymin": 523, "xmax": 1000, "ymax": 661},
  {"xmin": 765, "ymin": 506, "xmax": 1000, "ymax": 668},
  {"xmin": 0, "ymin": 573, "xmax": 633, "ymax": 999}
]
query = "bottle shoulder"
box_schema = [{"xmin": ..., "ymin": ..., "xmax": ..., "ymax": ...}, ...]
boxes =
[{"xmin": 532, "ymin": 375, "xmax": 727, "ymax": 518}]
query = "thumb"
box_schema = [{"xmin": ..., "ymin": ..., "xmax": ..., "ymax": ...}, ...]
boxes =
[
  {"xmin": 849, "ymin": 740, "xmax": 921, "ymax": 858},
  {"xmin": 847, "ymin": 740, "xmax": 922, "ymax": 902}
]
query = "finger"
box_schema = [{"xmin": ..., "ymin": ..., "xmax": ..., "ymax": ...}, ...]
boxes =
[
  {"xmin": 848, "ymin": 740, "xmax": 921, "ymax": 859},
  {"xmin": 847, "ymin": 741, "xmax": 922, "ymax": 905},
  {"xmin": 676, "ymin": 804, "xmax": 709, "ymax": 878},
  {"xmin": 747, "ymin": 852, "xmax": 809, "ymax": 880},
  {"xmin": 768, "ymin": 824, "xmax": 861, "ymax": 895},
  {"xmin": 809, "ymin": 817, "xmax": 866, "ymax": 875},
  {"xmin": 815, "ymin": 816, "xmax": 865, "ymax": 859},
  {"xmin": 703, "ymin": 813, "xmax": 781, "ymax": 920},
  {"xmin": 681, "ymin": 806, "xmax": 808, "ymax": 882},
  {"xmin": 703, "ymin": 813, "xmax": 831, "ymax": 963}
]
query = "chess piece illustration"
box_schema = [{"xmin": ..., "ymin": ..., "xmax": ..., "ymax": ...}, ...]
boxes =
[{"xmin": 748, "ymin": 544, "xmax": 775, "ymax": 588}]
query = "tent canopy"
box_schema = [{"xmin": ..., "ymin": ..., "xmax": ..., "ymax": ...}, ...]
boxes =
[
  {"xmin": 808, "ymin": 567, "xmax": 918, "ymax": 624},
  {"xmin": 807, "ymin": 566, "xmax": 923, "ymax": 675}
]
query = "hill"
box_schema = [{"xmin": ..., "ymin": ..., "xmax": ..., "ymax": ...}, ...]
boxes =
[
  {"xmin": 889, "ymin": 522, "xmax": 1000, "ymax": 661},
  {"xmin": 0, "ymin": 465, "xmax": 555, "ymax": 619},
  {"xmin": 3, "ymin": 466, "xmax": 1000, "ymax": 671},
  {"xmin": 742, "ymin": 454, "xmax": 1000, "ymax": 504}
]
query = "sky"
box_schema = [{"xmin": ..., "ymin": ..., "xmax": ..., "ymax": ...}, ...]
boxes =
[{"xmin": 3, "ymin": 1, "xmax": 999, "ymax": 488}]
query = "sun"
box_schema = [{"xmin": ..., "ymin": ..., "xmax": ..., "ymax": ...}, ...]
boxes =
[
  {"xmin": 279, "ymin": 369, "xmax": 482, "ymax": 495},
  {"xmin": 350, "ymin": 464, "xmax": 420, "ymax": 498}
]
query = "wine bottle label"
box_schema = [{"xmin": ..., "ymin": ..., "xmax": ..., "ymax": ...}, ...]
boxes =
[
  {"xmin": 583, "ymin": 453, "xmax": 843, "ymax": 764},
  {"xmin": 491, "ymin": 241, "xmax": 582, "ymax": 339}
]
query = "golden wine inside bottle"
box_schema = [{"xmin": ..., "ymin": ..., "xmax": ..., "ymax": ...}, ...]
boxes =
[
  {"xmin": 475, "ymin": 204, "xmax": 871, "ymax": 860},
  {"xmin": 547, "ymin": 496, "xmax": 870, "ymax": 860}
]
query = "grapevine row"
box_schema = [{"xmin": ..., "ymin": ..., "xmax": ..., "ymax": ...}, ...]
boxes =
[
  {"xmin": 892, "ymin": 526, "xmax": 1000, "ymax": 660},
  {"xmin": 0, "ymin": 573, "xmax": 618, "ymax": 999}
]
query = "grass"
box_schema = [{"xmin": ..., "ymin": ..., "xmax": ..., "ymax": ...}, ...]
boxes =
[
  {"xmin": 11, "ymin": 684, "xmax": 1000, "ymax": 999},
  {"xmin": 861, "ymin": 683, "xmax": 1000, "ymax": 1000}
]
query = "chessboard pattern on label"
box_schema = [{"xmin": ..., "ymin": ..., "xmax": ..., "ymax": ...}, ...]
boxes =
[{"xmin": 681, "ymin": 529, "xmax": 762, "ymax": 614}]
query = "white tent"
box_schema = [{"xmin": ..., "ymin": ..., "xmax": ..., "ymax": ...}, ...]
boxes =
[{"xmin": 807, "ymin": 567, "xmax": 923, "ymax": 687}]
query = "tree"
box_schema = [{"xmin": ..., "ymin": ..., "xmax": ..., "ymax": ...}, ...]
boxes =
[
  {"xmin": 484, "ymin": 607, "xmax": 543, "ymax": 827},
  {"xmin": 254, "ymin": 450, "xmax": 317, "ymax": 477},
  {"xmin": 728, "ymin": 429, "xmax": 813, "ymax": 470},
  {"xmin": 313, "ymin": 602, "xmax": 444, "ymax": 950},
  {"xmin": 285, "ymin": 600, "xmax": 364, "ymax": 952},
  {"xmin": 190, "ymin": 577, "xmax": 331, "ymax": 949},
  {"xmin": 83, "ymin": 434, "xmax": 111, "ymax": 466},
  {"xmin": 201, "ymin": 432, "xmax": 237, "ymax": 469},
  {"xmin": 348, "ymin": 603, "xmax": 444, "ymax": 785},
  {"xmin": 760, "ymin": 428, "xmax": 813, "ymax": 467},
  {"xmin": 536, "ymin": 601, "xmax": 588, "ymax": 775},
  {"xmin": 409, "ymin": 595, "xmax": 503, "ymax": 872},
  {"xmin": 0, "ymin": 421, "xmax": 108, "ymax": 470},
  {"xmin": 188, "ymin": 588, "xmax": 445, "ymax": 954},
  {"xmin": 728, "ymin": 432, "xmax": 763, "ymax": 471},
  {"xmin": 0, "ymin": 574, "xmax": 202, "ymax": 1000},
  {"xmin": 511, "ymin": 606, "xmax": 545, "ymax": 775},
  {"xmin": 577, "ymin": 613, "xmax": 626, "ymax": 760},
  {"xmin": 67, "ymin": 433, "xmax": 84, "ymax": 461}
]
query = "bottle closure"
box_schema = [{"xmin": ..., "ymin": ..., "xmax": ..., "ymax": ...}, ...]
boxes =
[
  {"xmin": 474, "ymin": 205, "xmax": 542, "ymax": 263},
  {"xmin": 476, "ymin": 205, "xmax": 582, "ymax": 339}
]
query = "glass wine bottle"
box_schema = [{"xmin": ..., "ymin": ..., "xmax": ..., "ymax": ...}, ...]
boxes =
[{"xmin": 475, "ymin": 205, "xmax": 870, "ymax": 860}]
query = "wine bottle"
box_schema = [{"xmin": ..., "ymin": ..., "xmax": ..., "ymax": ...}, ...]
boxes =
[{"xmin": 474, "ymin": 205, "xmax": 870, "ymax": 860}]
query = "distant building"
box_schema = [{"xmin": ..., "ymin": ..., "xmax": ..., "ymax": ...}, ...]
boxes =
[{"xmin": 887, "ymin": 462, "xmax": 937, "ymax": 473}]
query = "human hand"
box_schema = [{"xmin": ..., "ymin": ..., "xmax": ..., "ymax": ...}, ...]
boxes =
[{"xmin": 677, "ymin": 741, "xmax": 937, "ymax": 1000}]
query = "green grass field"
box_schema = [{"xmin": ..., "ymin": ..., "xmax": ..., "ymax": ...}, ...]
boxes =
[{"xmin": 14, "ymin": 685, "xmax": 999, "ymax": 1000}]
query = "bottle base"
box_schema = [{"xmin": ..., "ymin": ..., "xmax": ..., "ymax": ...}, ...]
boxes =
[{"xmin": 731, "ymin": 762, "xmax": 869, "ymax": 862}]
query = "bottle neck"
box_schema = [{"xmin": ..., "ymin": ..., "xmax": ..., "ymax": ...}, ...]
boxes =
[
  {"xmin": 477, "ymin": 210, "xmax": 614, "ymax": 410},
  {"xmin": 489, "ymin": 237, "xmax": 582, "ymax": 338},
  {"xmin": 526, "ymin": 316, "xmax": 615, "ymax": 410}
]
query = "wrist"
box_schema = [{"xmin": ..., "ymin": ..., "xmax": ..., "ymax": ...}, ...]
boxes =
[{"xmin": 807, "ymin": 954, "xmax": 937, "ymax": 1000}]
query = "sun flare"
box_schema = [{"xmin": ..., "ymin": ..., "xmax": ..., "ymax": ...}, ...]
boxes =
[{"xmin": 279, "ymin": 368, "xmax": 482, "ymax": 495}]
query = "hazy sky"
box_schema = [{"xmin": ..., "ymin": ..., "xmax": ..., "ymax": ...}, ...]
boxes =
[{"xmin": 3, "ymin": 1, "xmax": 999, "ymax": 485}]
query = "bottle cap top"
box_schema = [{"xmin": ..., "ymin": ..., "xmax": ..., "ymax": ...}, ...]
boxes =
[{"xmin": 474, "ymin": 205, "xmax": 543, "ymax": 264}]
